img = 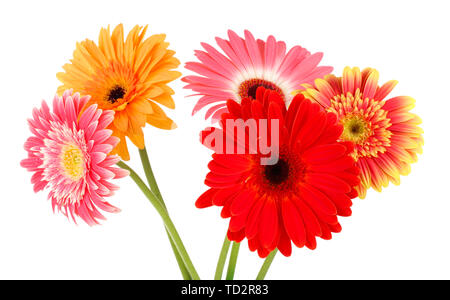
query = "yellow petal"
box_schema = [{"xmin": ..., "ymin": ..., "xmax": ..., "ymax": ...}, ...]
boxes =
[{"xmin": 152, "ymin": 93, "xmax": 175, "ymax": 109}]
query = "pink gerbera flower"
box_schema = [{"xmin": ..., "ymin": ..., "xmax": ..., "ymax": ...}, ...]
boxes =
[
  {"xmin": 21, "ymin": 90, "xmax": 129, "ymax": 225},
  {"xmin": 182, "ymin": 30, "xmax": 333, "ymax": 120}
]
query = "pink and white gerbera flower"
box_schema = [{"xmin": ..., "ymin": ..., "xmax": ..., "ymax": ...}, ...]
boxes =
[
  {"xmin": 182, "ymin": 30, "xmax": 333, "ymax": 120},
  {"xmin": 21, "ymin": 90, "xmax": 129, "ymax": 225}
]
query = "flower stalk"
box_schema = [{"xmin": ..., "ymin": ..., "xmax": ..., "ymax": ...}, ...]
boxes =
[
  {"xmin": 214, "ymin": 235, "xmax": 231, "ymax": 280},
  {"xmin": 256, "ymin": 249, "xmax": 277, "ymax": 280},
  {"xmin": 225, "ymin": 242, "xmax": 241, "ymax": 280},
  {"xmin": 138, "ymin": 148, "xmax": 191, "ymax": 279},
  {"xmin": 117, "ymin": 161, "xmax": 200, "ymax": 280}
]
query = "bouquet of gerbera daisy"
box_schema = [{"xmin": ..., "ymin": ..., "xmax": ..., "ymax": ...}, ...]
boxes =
[{"xmin": 21, "ymin": 25, "xmax": 423, "ymax": 280}]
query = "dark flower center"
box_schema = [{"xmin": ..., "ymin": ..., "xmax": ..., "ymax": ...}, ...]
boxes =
[
  {"xmin": 264, "ymin": 158, "xmax": 290, "ymax": 185},
  {"xmin": 351, "ymin": 123, "xmax": 363, "ymax": 134},
  {"xmin": 238, "ymin": 78, "xmax": 283, "ymax": 100},
  {"xmin": 107, "ymin": 85, "xmax": 126, "ymax": 104}
]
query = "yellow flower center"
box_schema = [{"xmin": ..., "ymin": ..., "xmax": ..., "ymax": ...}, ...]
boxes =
[
  {"xmin": 61, "ymin": 144, "xmax": 85, "ymax": 181},
  {"xmin": 327, "ymin": 89, "xmax": 392, "ymax": 159},
  {"xmin": 341, "ymin": 115, "xmax": 371, "ymax": 144}
]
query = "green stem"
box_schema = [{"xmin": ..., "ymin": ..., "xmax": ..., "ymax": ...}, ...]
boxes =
[
  {"xmin": 225, "ymin": 242, "xmax": 240, "ymax": 280},
  {"xmin": 139, "ymin": 148, "xmax": 164, "ymax": 204},
  {"xmin": 214, "ymin": 235, "xmax": 231, "ymax": 280},
  {"xmin": 166, "ymin": 228, "xmax": 191, "ymax": 280},
  {"xmin": 138, "ymin": 148, "xmax": 191, "ymax": 280},
  {"xmin": 117, "ymin": 161, "xmax": 200, "ymax": 280},
  {"xmin": 256, "ymin": 249, "xmax": 278, "ymax": 280}
]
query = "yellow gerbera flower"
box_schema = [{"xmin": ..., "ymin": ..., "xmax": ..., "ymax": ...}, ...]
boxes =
[
  {"xmin": 298, "ymin": 67, "xmax": 423, "ymax": 198},
  {"xmin": 57, "ymin": 24, "xmax": 181, "ymax": 160}
]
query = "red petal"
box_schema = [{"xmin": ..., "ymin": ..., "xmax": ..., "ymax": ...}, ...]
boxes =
[
  {"xmin": 213, "ymin": 154, "xmax": 251, "ymax": 170},
  {"xmin": 332, "ymin": 170, "xmax": 361, "ymax": 188},
  {"xmin": 212, "ymin": 185, "xmax": 241, "ymax": 206},
  {"xmin": 302, "ymin": 143, "xmax": 347, "ymax": 164},
  {"xmin": 258, "ymin": 199, "xmax": 279, "ymax": 248},
  {"xmin": 282, "ymin": 198, "xmax": 306, "ymax": 248},
  {"xmin": 226, "ymin": 99, "xmax": 242, "ymax": 118},
  {"xmin": 308, "ymin": 156, "xmax": 355, "ymax": 173},
  {"xmin": 251, "ymin": 100, "xmax": 265, "ymax": 119},
  {"xmin": 285, "ymin": 96, "xmax": 302, "ymax": 130},
  {"xmin": 206, "ymin": 171, "xmax": 242, "ymax": 184},
  {"xmin": 289, "ymin": 100, "xmax": 310, "ymax": 146},
  {"xmin": 315, "ymin": 112, "xmax": 343, "ymax": 144},
  {"xmin": 245, "ymin": 198, "xmax": 265, "ymax": 239},
  {"xmin": 229, "ymin": 211, "xmax": 248, "ymax": 232},
  {"xmin": 318, "ymin": 219, "xmax": 332, "ymax": 240},
  {"xmin": 205, "ymin": 177, "xmax": 240, "ymax": 188},
  {"xmin": 297, "ymin": 110, "xmax": 327, "ymax": 151},
  {"xmin": 277, "ymin": 225, "xmax": 292, "ymax": 257},
  {"xmin": 221, "ymin": 200, "xmax": 232, "ymax": 218},
  {"xmin": 300, "ymin": 184, "xmax": 337, "ymax": 215},
  {"xmin": 293, "ymin": 197, "xmax": 322, "ymax": 237},
  {"xmin": 306, "ymin": 173, "xmax": 352, "ymax": 194},
  {"xmin": 267, "ymin": 90, "xmax": 286, "ymax": 114},
  {"xmin": 292, "ymin": 104, "xmax": 327, "ymax": 152},
  {"xmin": 258, "ymin": 247, "xmax": 270, "ymax": 258},
  {"xmin": 323, "ymin": 191, "xmax": 353, "ymax": 217},
  {"xmin": 230, "ymin": 190, "xmax": 255, "ymax": 216},
  {"xmin": 328, "ymin": 222, "xmax": 342, "ymax": 233},
  {"xmin": 195, "ymin": 189, "xmax": 217, "ymax": 208},
  {"xmin": 227, "ymin": 229, "xmax": 245, "ymax": 242},
  {"xmin": 208, "ymin": 160, "xmax": 250, "ymax": 175},
  {"xmin": 248, "ymin": 237, "xmax": 258, "ymax": 252},
  {"xmin": 305, "ymin": 231, "xmax": 317, "ymax": 250},
  {"xmin": 268, "ymin": 102, "xmax": 284, "ymax": 123},
  {"xmin": 241, "ymin": 98, "xmax": 252, "ymax": 119}
]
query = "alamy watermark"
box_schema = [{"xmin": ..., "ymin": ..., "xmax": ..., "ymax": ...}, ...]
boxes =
[{"xmin": 201, "ymin": 119, "xmax": 280, "ymax": 165}]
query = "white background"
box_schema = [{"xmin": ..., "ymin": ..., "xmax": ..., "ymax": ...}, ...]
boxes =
[{"xmin": 0, "ymin": 0, "xmax": 448, "ymax": 280}]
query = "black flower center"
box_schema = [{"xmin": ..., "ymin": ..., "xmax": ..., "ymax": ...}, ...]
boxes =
[
  {"xmin": 238, "ymin": 78, "xmax": 284, "ymax": 100},
  {"xmin": 264, "ymin": 159, "xmax": 290, "ymax": 185},
  {"xmin": 247, "ymin": 83, "xmax": 272, "ymax": 99},
  {"xmin": 107, "ymin": 85, "xmax": 126, "ymax": 104}
]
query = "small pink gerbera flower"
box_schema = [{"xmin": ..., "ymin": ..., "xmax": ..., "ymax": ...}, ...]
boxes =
[
  {"xmin": 182, "ymin": 30, "xmax": 332, "ymax": 120},
  {"xmin": 21, "ymin": 90, "xmax": 129, "ymax": 225}
]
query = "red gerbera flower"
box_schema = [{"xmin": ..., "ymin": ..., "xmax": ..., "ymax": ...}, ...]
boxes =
[{"xmin": 196, "ymin": 87, "xmax": 360, "ymax": 257}]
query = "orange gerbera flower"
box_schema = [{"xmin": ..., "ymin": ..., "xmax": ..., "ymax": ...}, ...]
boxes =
[
  {"xmin": 300, "ymin": 67, "xmax": 423, "ymax": 198},
  {"xmin": 57, "ymin": 24, "xmax": 181, "ymax": 160}
]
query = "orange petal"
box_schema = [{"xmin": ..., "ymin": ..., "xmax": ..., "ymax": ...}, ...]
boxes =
[
  {"xmin": 128, "ymin": 98, "xmax": 153, "ymax": 115},
  {"xmin": 152, "ymin": 93, "xmax": 175, "ymax": 109},
  {"xmin": 113, "ymin": 110, "xmax": 129, "ymax": 132},
  {"xmin": 110, "ymin": 133, "xmax": 130, "ymax": 161},
  {"xmin": 146, "ymin": 113, "xmax": 176, "ymax": 130},
  {"xmin": 127, "ymin": 126, "xmax": 145, "ymax": 149}
]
